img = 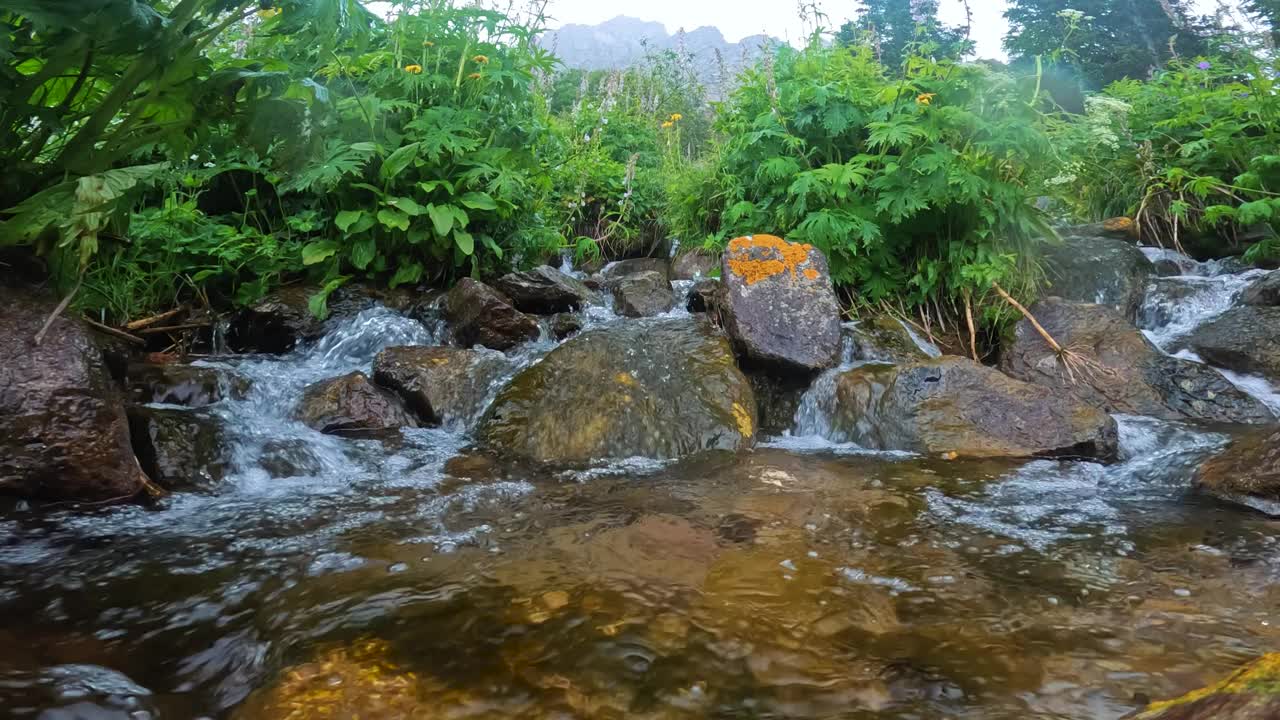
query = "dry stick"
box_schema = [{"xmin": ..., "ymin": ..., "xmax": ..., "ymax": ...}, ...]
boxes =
[
  {"xmin": 963, "ymin": 291, "xmax": 979, "ymax": 362},
  {"xmin": 125, "ymin": 307, "xmax": 183, "ymax": 331},
  {"xmin": 991, "ymin": 282, "xmax": 1063, "ymax": 353},
  {"xmin": 136, "ymin": 322, "xmax": 211, "ymax": 335},
  {"xmin": 34, "ymin": 275, "xmax": 83, "ymax": 346},
  {"xmin": 84, "ymin": 317, "xmax": 146, "ymax": 346}
]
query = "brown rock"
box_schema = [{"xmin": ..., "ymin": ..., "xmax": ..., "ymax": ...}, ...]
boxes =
[
  {"xmin": 128, "ymin": 406, "xmax": 227, "ymax": 491},
  {"xmin": 718, "ymin": 234, "xmax": 842, "ymax": 372},
  {"xmin": 128, "ymin": 363, "xmax": 247, "ymax": 407},
  {"xmin": 441, "ymin": 278, "xmax": 539, "ymax": 351},
  {"xmin": 608, "ymin": 270, "xmax": 675, "ymax": 317},
  {"xmin": 827, "ymin": 356, "xmax": 1119, "ymax": 460},
  {"xmin": 493, "ymin": 265, "xmax": 594, "ymax": 314},
  {"xmin": 295, "ymin": 372, "xmax": 418, "ymax": 434},
  {"xmin": 1001, "ymin": 300, "xmax": 1274, "ymax": 424},
  {"xmin": 1196, "ymin": 427, "xmax": 1280, "ymax": 514},
  {"xmin": 372, "ymin": 346, "xmax": 510, "ymax": 428},
  {"xmin": 0, "ymin": 287, "xmax": 146, "ymax": 502}
]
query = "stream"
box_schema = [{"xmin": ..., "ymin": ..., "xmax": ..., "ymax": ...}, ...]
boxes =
[{"xmin": 2, "ymin": 253, "xmax": 1279, "ymax": 719}]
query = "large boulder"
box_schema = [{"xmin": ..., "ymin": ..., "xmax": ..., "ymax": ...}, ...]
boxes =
[
  {"xmin": 1041, "ymin": 230, "xmax": 1155, "ymax": 321},
  {"xmin": 1195, "ymin": 427, "xmax": 1280, "ymax": 515},
  {"xmin": 493, "ymin": 266, "xmax": 593, "ymax": 314},
  {"xmin": 717, "ymin": 234, "xmax": 842, "ymax": 373},
  {"xmin": 441, "ymin": 278, "xmax": 539, "ymax": 351},
  {"xmin": 599, "ymin": 257, "xmax": 671, "ymax": 283},
  {"xmin": 295, "ymin": 372, "xmax": 419, "ymax": 435},
  {"xmin": 0, "ymin": 287, "xmax": 147, "ymax": 502},
  {"xmin": 1241, "ymin": 270, "xmax": 1280, "ymax": 306},
  {"xmin": 1124, "ymin": 653, "xmax": 1280, "ymax": 719},
  {"xmin": 479, "ymin": 318, "xmax": 756, "ymax": 463},
  {"xmin": 128, "ymin": 406, "xmax": 227, "ymax": 491},
  {"xmin": 1001, "ymin": 300, "xmax": 1274, "ymax": 424},
  {"xmin": 824, "ymin": 356, "xmax": 1119, "ymax": 460},
  {"xmin": 1184, "ymin": 306, "xmax": 1280, "ymax": 381},
  {"xmin": 372, "ymin": 346, "xmax": 510, "ymax": 429},
  {"xmin": 608, "ymin": 270, "xmax": 675, "ymax": 317}
]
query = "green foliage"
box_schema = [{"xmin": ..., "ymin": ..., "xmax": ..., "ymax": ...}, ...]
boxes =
[
  {"xmin": 671, "ymin": 41, "xmax": 1054, "ymax": 313},
  {"xmin": 1052, "ymin": 51, "xmax": 1280, "ymax": 261},
  {"xmin": 836, "ymin": 0, "xmax": 970, "ymax": 70}
]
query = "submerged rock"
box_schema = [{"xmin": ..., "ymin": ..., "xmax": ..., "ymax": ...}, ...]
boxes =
[
  {"xmin": 1041, "ymin": 231, "xmax": 1155, "ymax": 320},
  {"xmin": 826, "ymin": 356, "xmax": 1119, "ymax": 460},
  {"xmin": 0, "ymin": 287, "xmax": 146, "ymax": 502},
  {"xmin": 295, "ymin": 372, "xmax": 419, "ymax": 434},
  {"xmin": 441, "ymin": 278, "xmax": 540, "ymax": 351},
  {"xmin": 494, "ymin": 265, "xmax": 593, "ymax": 314},
  {"xmin": 128, "ymin": 406, "xmax": 227, "ymax": 491},
  {"xmin": 718, "ymin": 234, "xmax": 842, "ymax": 373},
  {"xmin": 608, "ymin": 270, "xmax": 675, "ymax": 317},
  {"xmin": 549, "ymin": 312, "xmax": 583, "ymax": 340},
  {"xmin": 1001, "ymin": 300, "xmax": 1274, "ymax": 424},
  {"xmin": 672, "ymin": 248, "xmax": 718, "ymax": 280},
  {"xmin": 479, "ymin": 318, "xmax": 756, "ymax": 463},
  {"xmin": 128, "ymin": 362, "xmax": 246, "ymax": 407},
  {"xmin": 1240, "ymin": 271, "xmax": 1280, "ymax": 306},
  {"xmin": 1125, "ymin": 653, "xmax": 1280, "ymax": 719},
  {"xmin": 1196, "ymin": 427, "xmax": 1280, "ymax": 515},
  {"xmin": 372, "ymin": 346, "xmax": 510, "ymax": 428},
  {"xmin": 1184, "ymin": 306, "xmax": 1280, "ymax": 381}
]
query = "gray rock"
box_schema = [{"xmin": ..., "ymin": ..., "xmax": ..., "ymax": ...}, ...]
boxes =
[
  {"xmin": 373, "ymin": 346, "xmax": 510, "ymax": 428},
  {"xmin": 686, "ymin": 278, "xmax": 722, "ymax": 314},
  {"xmin": 672, "ymin": 249, "xmax": 718, "ymax": 280},
  {"xmin": 1241, "ymin": 270, "xmax": 1280, "ymax": 306},
  {"xmin": 494, "ymin": 265, "xmax": 594, "ymax": 314},
  {"xmin": 600, "ymin": 257, "xmax": 671, "ymax": 283},
  {"xmin": 479, "ymin": 318, "xmax": 756, "ymax": 463},
  {"xmin": 1002, "ymin": 300, "xmax": 1274, "ymax": 424},
  {"xmin": 441, "ymin": 278, "xmax": 540, "ymax": 351},
  {"xmin": 128, "ymin": 363, "xmax": 247, "ymax": 407},
  {"xmin": 0, "ymin": 287, "xmax": 146, "ymax": 502},
  {"xmin": 295, "ymin": 372, "xmax": 419, "ymax": 435},
  {"xmin": 1185, "ymin": 306, "xmax": 1280, "ymax": 381},
  {"xmin": 128, "ymin": 406, "xmax": 227, "ymax": 491},
  {"xmin": 846, "ymin": 316, "xmax": 933, "ymax": 364},
  {"xmin": 609, "ymin": 270, "xmax": 675, "ymax": 317},
  {"xmin": 826, "ymin": 356, "xmax": 1119, "ymax": 460},
  {"xmin": 718, "ymin": 235, "xmax": 842, "ymax": 372},
  {"xmin": 1041, "ymin": 231, "xmax": 1155, "ymax": 321}
]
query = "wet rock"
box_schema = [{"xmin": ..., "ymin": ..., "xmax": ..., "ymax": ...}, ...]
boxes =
[
  {"xmin": 128, "ymin": 406, "xmax": 227, "ymax": 491},
  {"xmin": 600, "ymin": 257, "xmax": 671, "ymax": 283},
  {"xmin": 686, "ymin": 278, "xmax": 722, "ymax": 314},
  {"xmin": 441, "ymin": 278, "xmax": 539, "ymax": 351},
  {"xmin": 127, "ymin": 363, "xmax": 247, "ymax": 406},
  {"xmin": 1041, "ymin": 230, "xmax": 1155, "ymax": 320},
  {"xmin": 747, "ymin": 371, "xmax": 809, "ymax": 436},
  {"xmin": 1124, "ymin": 653, "xmax": 1280, "ymax": 719},
  {"xmin": 226, "ymin": 284, "xmax": 417, "ymax": 354},
  {"xmin": 372, "ymin": 346, "xmax": 510, "ymax": 428},
  {"xmin": 826, "ymin": 356, "xmax": 1119, "ymax": 460},
  {"xmin": 479, "ymin": 317, "xmax": 756, "ymax": 463},
  {"xmin": 259, "ymin": 440, "xmax": 326, "ymax": 478},
  {"xmin": 608, "ymin": 270, "xmax": 675, "ymax": 317},
  {"xmin": 718, "ymin": 234, "xmax": 842, "ymax": 373},
  {"xmin": 847, "ymin": 315, "xmax": 934, "ymax": 364},
  {"xmin": 1184, "ymin": 306, "xmax": 1280, "ymax": 381},
  {"xmin": 295, "ymin": 372, "xmax": 419, "ymax": 434},
  {"xmin": 549, "ymin": 313, "xmax": 583, "ymax": 340},
  {"xmin": 1196, "ymin": 427, "xmax": 1280, "ymax": 515},
  {"xmin": 1241, "ymin": 270, "xmax": 1280, "ymax": 306},
  {"xmin": 672, "ymin": 249, "xmax": 718, "ymax": 280},
  {"xmin": 1002, "ymin": 300, "xmax": 1274, "ymax": 424},
  {"xmin": 493, "ymin": 265, "xmax": 594, "ymax": 314},
  {"xmin": 0, "ymin": 287, "xmax": 146, "ymax": 502}
]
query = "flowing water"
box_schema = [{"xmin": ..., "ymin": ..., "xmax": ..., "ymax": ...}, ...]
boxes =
[{"xmin": 3, "ymin": 262, "xmax": 1280, "ymax": 719}]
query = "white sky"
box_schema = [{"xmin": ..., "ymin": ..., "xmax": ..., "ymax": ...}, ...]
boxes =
[{"xmin": 542, "ymin": 0, "xmax": 1246, "ymax": 61}]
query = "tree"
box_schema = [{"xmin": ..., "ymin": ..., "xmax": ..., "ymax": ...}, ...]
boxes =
[
  {"xmin": 1241, "ymin": 0, "xmax": 1280, "ymax": 46},
  {"xmin": 1003, "ymin": 0, "xmax": 1208, "ymax": 88},
  {"xmin": 836, "ymin": 0, "xmax": 970, "ymax": 70}
]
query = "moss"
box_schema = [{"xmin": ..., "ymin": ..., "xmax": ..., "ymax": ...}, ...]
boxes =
[{"xmin": 1137, "ymin": 654, "xmax": 1280, "ymax": 718}]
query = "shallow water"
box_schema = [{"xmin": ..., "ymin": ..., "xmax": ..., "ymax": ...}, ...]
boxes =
[{"xmin": 3, "ymin": 266, "xmax": 1280, "ymax": 719}]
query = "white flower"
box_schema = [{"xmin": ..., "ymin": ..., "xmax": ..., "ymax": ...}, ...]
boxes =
[
  {"xmin": 189, "ymin": 154, "xmax": 199, "ymax": 161},
  {"xmin": 203, "ymin": 162, "xmax": 216, "ymax": 168}
]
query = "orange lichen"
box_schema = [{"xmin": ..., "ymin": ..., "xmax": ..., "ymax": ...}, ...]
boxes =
[
  {"xmin": 724, "ymin": 234, "xmax": 817, "ymax": 286},
  {"xmin": 1103, "ymin": 216, "xmax": 1135, "ymax": 234}
]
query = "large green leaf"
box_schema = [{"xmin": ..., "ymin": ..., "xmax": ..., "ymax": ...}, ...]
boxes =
[
  {"xmin": 301, "ymin": 240, "xmax": 340, "ymax": 265},
  {"xmin": 377, "ymin": 208, "xmax": 410, "ymax": 231},
  {"xmin": 454, "ymin": 230, "xmax": 474, "ymax": 255},
  {"xmin": 427, "ymin": 203, "xmax": 455, "ymax": 236},
  {"xmin": 458, "ymin": 191, "xmax": 498, "ymax": 210},
  {"xmin": 389, "ymin": 261, "xmax": 423, "ymax": 288},
  {"xmin": 381, "ymin": 142, "xmax": 421, "ymax": 181},
  {"xmin": 334, "ymin": 209, "xmax": 364, "ymax": 232},
  {"xmin": 350, "ymin": 237, "xmax": 377, "ymax": 270}
]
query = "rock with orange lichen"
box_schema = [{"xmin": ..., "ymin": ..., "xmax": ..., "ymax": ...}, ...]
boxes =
[
  {"xmin": 1125, "ymin": 653, "xmax": 1280, "ymax": 719},
  {"xmin": 718, "ymin": 234, "xmax": 841, "ymax": 373}
]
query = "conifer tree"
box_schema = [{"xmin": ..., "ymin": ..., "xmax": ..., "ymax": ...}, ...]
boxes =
[{"xmin": 837, "ymin": 0, "xmax": 970, "ymax": 70}]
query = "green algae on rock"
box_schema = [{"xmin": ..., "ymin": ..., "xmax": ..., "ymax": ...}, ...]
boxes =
[{"xmin": 1127, "ymin": 654, "xmax": 1280, "ymax": 719}]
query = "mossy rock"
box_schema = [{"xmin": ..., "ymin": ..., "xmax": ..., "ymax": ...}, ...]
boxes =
[
  {"xmin": 478, "ymin": 317, "xmax": 756, "ymax": 463},
  {"xmin": 1127, "ymin": 654, "xmax": 1280, "ymax": 719}
]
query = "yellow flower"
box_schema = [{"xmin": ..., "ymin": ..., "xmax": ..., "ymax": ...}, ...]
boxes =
[
  {"xmin": 467, "ymin": 72, "xmax": 482, "ymax": 80},
  {"xmin": 661, "ymin": 121, "xmax": 674, "ymax": 129},
  {"xmin": 472, "ymin": 54, "xmax": 490, "ymax": 65},
  {"xmin": 670, "ymin": 113, "xmax": 683, "ymax": 121},
  {"xmin": 257, "ymin": 7, "xmax": 281, "ymax": 18},
  {"xmin": 916, "ymin": 93, "xmax": 936, "ymax": 105},
  {"xmin": 424, "ymin": 41, "xmax": 434, "ymax": 47},
  {"xmin": 404, "ymin": 64, "xmax": 423, "ymax": 74}
]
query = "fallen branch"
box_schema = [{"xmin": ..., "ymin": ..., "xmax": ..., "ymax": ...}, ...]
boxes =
[
  {"xmin": 34, "ymin": 275, "xmax": 82, "ymax": 346},
  {"xmin": 991, "ymin": 281, "xmax": 1112, "ymax": 383},
  {"xmin": 125, "ymin": 307, "xmax": 183, "ymax": 331},
  {"xmin": 136, "ymin": 322, "xmax": 211, "ymax": 336},
  {"xmin": 83, "ymin": 317, "xmax": 146, "ymax": 346},
  {"xmin": 963, "ymin": 291, "xmax": 978, "ymax": 362}
]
